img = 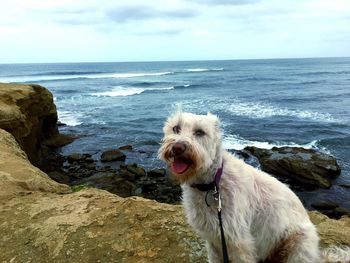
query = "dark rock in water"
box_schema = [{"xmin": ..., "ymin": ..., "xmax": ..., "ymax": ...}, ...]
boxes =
[
  {"xmin": 43, "ymin": 134, "xmax": 76, "ymax": 148},
  {"xmin": 311, "ymin": 201, "xmax": 339, "ymax": 210},
  {"xmin": 57, "ymin": 121, "xmax": 66, "ymax": 127},
  {"xmin": 147, "ymin": 168, "xmax": 166, "ymax": 178},
  {"xmin": 245, "ymin": 146, "xmax": 341, "ymax": 189},
  {"xmin": 68, "ymin": 153, "xmax": 85, "ymax": 163},
  {"xmin": 311, "ymin": 200, "xmax": 350, "ymax": 219},
  {"xmin": 85, "ymin": 157, "xmax": 94, "ymax": 163},
  {"xmin": 340, "ymin": 183, "xmax": 350, "ymax": 189},
  {"xmin": 126, "ymin": 163, "xmax": 146, "ymax": 177},
  {"xmin": 141, "ymin": 181, "xmax": 158, "ymax": 193},
  {"xmin": 100, "ymin": 149, "xmax": 126, "ymax": 162},
  {"xmin": 119, "ymin": 145, "xmax": 133, "ymax": 151},
  {"xmin": 78, "ymin": 171, "xmax": 136, "ymax": 198},
  {"xmin": 228, "ymin": 149, "xmax": 261, "ymax": 168},
  {"xmin": 47, "ymin": 171, "xmax": 71, "ymax": 184}
]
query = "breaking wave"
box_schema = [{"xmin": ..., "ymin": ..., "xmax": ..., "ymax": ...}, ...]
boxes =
[
  {"xmin": 0, "ymin": 71, "xmax": 173, "ymax": 83},
  {"xmin": 57, "ymin": 111, "xmax": 83, "ymax": 126},
  {"xmin": 226, "ymin": 100, "xmax": 339, "ymax": 123},
  {"xmin": 91, "ymin": 86, "xmax": 174, "ymax": 97},
  {"xmin": 222, "ymin": 134, "xmax": 321, "ymax": 151}
]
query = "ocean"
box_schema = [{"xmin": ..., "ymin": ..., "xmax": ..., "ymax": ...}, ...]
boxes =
[{"xmin": 1, "ymin": 58, "xmax": 349, "ymax": 208}]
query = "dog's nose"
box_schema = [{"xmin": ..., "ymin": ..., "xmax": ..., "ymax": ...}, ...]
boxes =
[{"xmin": 172, "ymin": 142, "xmax": 187, "ymax": 155}]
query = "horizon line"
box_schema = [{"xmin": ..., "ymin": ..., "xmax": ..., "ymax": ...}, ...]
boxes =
[{"xmin": 0, "ymin": 56, "xmax": 349, "ymax": 65}]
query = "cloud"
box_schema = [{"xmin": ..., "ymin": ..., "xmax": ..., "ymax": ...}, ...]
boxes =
[
  {"xmin": 192, "ymin": 0, "xmax": 261, "ymax": 5},
  {"xmin": 105, "ymin": 5, "xmax": 197, "ymax": 23}
]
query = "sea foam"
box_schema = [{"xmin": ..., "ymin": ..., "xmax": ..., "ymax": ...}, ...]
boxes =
[
  {"xmin": 226, "ymin": 100, "xmax": 338, "ymax": 123},
  {"xmin": 0, "ymin": 71, "xmax": 173, "ymax": 83},
  {"xmin": 57, "ymin": 111, "xmax": 83, "ymax": 126},
  {"xmin": 186, "ymin": 68, "xmax": 224, "ymax": 72},
  {"xmin": 222, "ymin": 134, "xmax": 320, "ymax": 151},
  {"xmin": 91, "ymin": 86, "xmax": 174, "ymax": 97}
]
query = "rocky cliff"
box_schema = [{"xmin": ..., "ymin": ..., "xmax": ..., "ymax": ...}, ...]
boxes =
[
  {"xmin": 0, "ymin": 84, "xmax": 349, "ymax": 263},
  {"xmin": 0, "ymin": 83, "xmax": 73, "ymax": 166}
]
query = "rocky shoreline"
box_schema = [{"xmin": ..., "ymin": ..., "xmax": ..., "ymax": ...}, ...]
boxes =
[
  {"xmin": 1, "ymin": 83, "xmax": 350, "ymax": 262},
  {"xmin": 42, "ymin": 138, "xmax": 349, "ymax": 219}
]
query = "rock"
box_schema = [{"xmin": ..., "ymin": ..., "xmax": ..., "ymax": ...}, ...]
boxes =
[
  {"xmin": 67, "ymin": 153, "xmax": 85, "ymax": 163},
  {"xmin": 147, "ymin": 168, "xmax": 166, "ymax": 178},
  {"xmin": 308, "ymin": 211, "xmax": 350, "ymax": 247},
  {"xmin": 126, "ymin": 163, "xmax": 146, "ymax": 177},
  {"xmin": 0, "ymin": 83, "xmax": 59, "ymax": 166},
  {"xmin": 57, "ymin": 121, "xmax": 66, "ymax": 127},
  {"xmin": 340, "ymin": 183, "xmax": 350, "ymax": 189},
  {"xmin": 0, "ymin": 187, "xmax": 207, "ymax": 263},
  {"xmin": 119, "ymin": 145, "xmax": 133, "ymax": 150},
  {"xmin": 311, "ymin": 201, "xmax": 339, "ymax": 210},
  {"xmin": 89, "ymin": 174, "xmax": 136, "ymax": 198},
  {"xmin": 43, "ymin": 133, "xmax": 76, "ymax": 148},
  {"xmin": 100, "ymin": 149, "xmax": 126, "ymax": 162},
  {"xmin": 245, "ymin": 146, "xmax": 341, "ymax": 189},
  {"xmin": 119, "ymin": 169, "xmax": 138, "ymax": 182},
  {"xmin": 0, "ymin": 129, "xmax": 71, "ymax": 198},
  {"xmin": 47, "ymin": 171, "xmax": 71, "ymax": 184},
  {"xmin": 311, "ymin": 201, "xmax": 350, "ymax": 219}
]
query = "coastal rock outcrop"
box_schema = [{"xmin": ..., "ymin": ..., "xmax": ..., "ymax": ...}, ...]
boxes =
[
  {"xmin": 244, "ymin": 146, "xmax": 341, "ymax": 189},
  {"xmin": 0, "ymin": 83, "xmax": 72, "ymax": 166},
  {"xmin": 0, "ymin": 128, "xmax": 71, "ymax": 198}
]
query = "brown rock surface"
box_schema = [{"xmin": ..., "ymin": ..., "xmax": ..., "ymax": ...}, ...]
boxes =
[
  {"xmin": 0, "ymin": 129, "xmax": 70, "ymax": 198},
  {"xmin": 0, "ymin": 83, "xmax": 59, "ymax": 166},
  {"xmin": 0, "ymin": 189, "xmax": 207, "ymax": 263}
]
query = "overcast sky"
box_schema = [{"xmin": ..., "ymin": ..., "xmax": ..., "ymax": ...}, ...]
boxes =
[{"xmin": 0, "ymin": 0, "xmax": 349, "ymax": 63}]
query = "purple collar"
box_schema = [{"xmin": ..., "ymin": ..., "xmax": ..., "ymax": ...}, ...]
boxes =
[{"xmin": 191, "ymin": 162, "xmax": 224, "ymax": 192}]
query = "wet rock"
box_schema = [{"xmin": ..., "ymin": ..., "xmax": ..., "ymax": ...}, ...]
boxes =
[
  {"xmin": 118, "ymin": 145, "xmax": 133, "ymax": 151},
  {"xmin": 67, "ymin": 153, "xmax": 85, "ymax": 163},
  {"xmin": 47, "ymin": 171, "xmax": 71, "ymax": 184},
  {"xmin": 147, "ymin": 168, "xmax": 166, "ymax": 178},
  {"xmin": 141, "ymin": 181, "xmax": 158, "ymax": 193},
  {"xmin": 311, "ymin": 201, "xmax": 350, "ymax": 219},
  {"xmin": 85, "ymin": 157, "xmax": 94, "ymax": 163},
  {"xmin": 119, "ymin": 169, "xmax": 138, "ymax": 182},
  {"xmin": 57, "ymin": 121, "xmax": 66, "ymax": 127},
  {"xmin": 97, "ymin": 178, "xmax": 134, "ymax": 197},
  {"xmin": 126, "ymin": 163, "xmax": 146, "ymax": 177},
  {"xmin": 340, "ymin": 183, "xmax": 350, "ymax": 189},
  {"xmin": 43, "ymin": 134, "xmax": 76, "ymax": 148},
  {"xmin": 245, "ymin": 146, "xmax": 341, "ymax": 189},
  {"xmin": 100, "ymin": 149, "xmax": 126, "ymax": 162},
  {"xmin": 311, "ymin": 201, "xmax": 339, "ymax": 210}
]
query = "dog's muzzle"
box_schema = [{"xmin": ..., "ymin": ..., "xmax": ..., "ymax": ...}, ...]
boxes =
[{"xmin": 169, "ymin": 142, "xmax": 192, "ymax": 174}]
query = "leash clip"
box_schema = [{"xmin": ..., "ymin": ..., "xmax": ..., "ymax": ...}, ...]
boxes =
[{"xmin": 213, "ymin": 186, "xmax": 222, "ymax": 212}]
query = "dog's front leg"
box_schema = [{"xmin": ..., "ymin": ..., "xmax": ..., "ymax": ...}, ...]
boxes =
[
  {"xmin": 206, "ymin": 241, "xmax": 223, "ymax": 263},
  {"xmin": 228, "ymin": 236, "xmax": 256, "ymax": 263}
]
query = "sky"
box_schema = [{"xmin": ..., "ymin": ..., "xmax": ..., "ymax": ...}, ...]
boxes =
[{"xmin": 0, "ymin": 0, "xmax": 349, "ymax": 63}]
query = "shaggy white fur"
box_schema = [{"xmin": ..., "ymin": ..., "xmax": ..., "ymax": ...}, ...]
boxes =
[{"xmin": 159, "ymin": 112, "xmax": 350, "ymax": 263}]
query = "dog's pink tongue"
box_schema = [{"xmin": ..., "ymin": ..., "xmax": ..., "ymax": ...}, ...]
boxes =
[{"xmin": 172, "ymin": 161, "xmax": 189, "ymax": 174}]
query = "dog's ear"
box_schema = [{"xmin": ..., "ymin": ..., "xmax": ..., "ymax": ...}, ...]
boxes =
[{"xmin": 206, "ymin": 112, "xmax": 221, "ymax": 130}]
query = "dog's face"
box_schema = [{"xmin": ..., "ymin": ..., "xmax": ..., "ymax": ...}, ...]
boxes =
[{"xmin": 158, "ymin": 112, "xmax": 222, "ymax": 183}]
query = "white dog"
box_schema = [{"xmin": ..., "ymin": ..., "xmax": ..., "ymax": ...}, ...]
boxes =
[{"xmin": 158, "ymin": 112, "xmax": 349, "ymax": 263}]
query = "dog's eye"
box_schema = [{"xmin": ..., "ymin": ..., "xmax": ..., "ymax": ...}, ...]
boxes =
[
  {"xmin": 173, "ymin": 125, "xmax": 181, "ymax": 134},
  {"xmin": 194, "ymin": 129, "xmax": 205, "ymax": 137}
]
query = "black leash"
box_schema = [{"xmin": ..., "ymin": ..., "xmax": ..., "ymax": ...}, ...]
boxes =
[
  {"xmin": 191, "ymin": 163, "xmax": 230, "ymax": 263},
  {"xmin": 214, "ymin": 186, "xmax": 230, "ymax": 263}
]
